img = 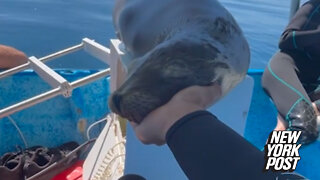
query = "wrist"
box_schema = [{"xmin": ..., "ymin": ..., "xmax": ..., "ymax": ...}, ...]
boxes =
[{"xmin": 161, "ymin": 102, "xmax": 203, "ymax": 141}]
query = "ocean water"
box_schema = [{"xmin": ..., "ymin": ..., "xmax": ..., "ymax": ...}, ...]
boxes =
[
  {"xmin": 2, "ymin": 1, "xmax": 319, "ymax": 179},
  {"xmin": 0, "ymin": 0, "xmax": 295, "ymax": 69}
]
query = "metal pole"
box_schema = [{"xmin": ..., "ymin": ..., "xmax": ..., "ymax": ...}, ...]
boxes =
[
  {"xmin": 0, "ymin": 87, "xmax": 62, "ymax": 119},
  {"xmin": 0, "ymin": 43, "xmax": 84, "ymax": 79},
  {"xmin": 70, "ymin": 68, "xmax": 110, "ymax": 89},
  {"xmin": 38, "ymin": 43, "xmax": 84, "ymax": 62},
  {"xmin": 0, "ymin": 69, "xmax": 110, "ymax": 119},
  {"xmin": 290, "ymin": 0, "xmax": 300, "ymax": 19}
]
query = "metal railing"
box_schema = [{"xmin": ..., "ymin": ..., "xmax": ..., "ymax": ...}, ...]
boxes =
[
  {"xmin": 0, "ymin": 37, "xmax": 127, "ymax": 180},
  {"xmin": 0, "ymin": 38, "xmax": 124, "ymax": 119}
]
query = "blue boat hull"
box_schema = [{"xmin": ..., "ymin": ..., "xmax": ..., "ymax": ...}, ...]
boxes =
[{"xmin": 0, "ymin": 70, "xmax": 110, "ymax": 154}]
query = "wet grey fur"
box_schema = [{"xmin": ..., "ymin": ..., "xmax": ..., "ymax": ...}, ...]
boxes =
[{"xmin": 110, "ymin": 0, "xmax": 250, "ymax": 123}]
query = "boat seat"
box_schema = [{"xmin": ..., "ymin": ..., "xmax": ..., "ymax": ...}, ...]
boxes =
[{"xmin": 124, "ymin": 75, "xmax": 254, "ymax": 180}]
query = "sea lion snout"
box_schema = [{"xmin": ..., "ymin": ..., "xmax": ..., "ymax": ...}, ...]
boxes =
[
  {"xmin": 109, "ymin": 87, "xmax": 164, "ymax": 123},
  {"xmin": 108, "ymin": 39, "xmax": 228, "ymax": 123},
  {"xmin": 109, "ymin": 93, "xmax": 122, "ymax": 115},
  {"xmin": 111, "ymin": 0, "xmax": 250, "ymax": 123},
  {"xmin": 109, "ymin": 80, "xmax": 185, "ymax": 123}
]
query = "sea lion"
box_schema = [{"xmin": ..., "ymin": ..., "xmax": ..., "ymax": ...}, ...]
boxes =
[{"xmin": 109, "ymin": 0, "xmax": 250, "ymax": 123}]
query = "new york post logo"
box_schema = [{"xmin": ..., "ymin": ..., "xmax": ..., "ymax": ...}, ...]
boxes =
[{"xmin": 264, "ymin": 131, "xmax": 301, "ymax": 172}]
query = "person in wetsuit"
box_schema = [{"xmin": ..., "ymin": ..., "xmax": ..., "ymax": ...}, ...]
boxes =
[{"xmin": 262, "ymin": 0, "xmax": 320, "ymax": 144}]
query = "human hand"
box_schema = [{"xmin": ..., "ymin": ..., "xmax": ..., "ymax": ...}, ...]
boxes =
[
  {"xmin": 130, "ymin": 84, "xmax": 222, "ymax": 145},
  {"xmin": 0, "ymin": 45, "xmax": 28, "ymax": 69}
]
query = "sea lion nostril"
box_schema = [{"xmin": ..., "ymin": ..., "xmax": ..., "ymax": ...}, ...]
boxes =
[{"xmin": 112, "ymin": 94, "xmax": 122, "ymax": 114}]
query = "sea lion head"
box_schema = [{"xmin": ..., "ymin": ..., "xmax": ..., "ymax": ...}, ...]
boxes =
[{"xmin": 108, "ymin": 38, "xmax": 229, "ymax": 123}]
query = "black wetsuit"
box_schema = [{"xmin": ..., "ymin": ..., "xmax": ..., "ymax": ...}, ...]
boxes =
[
  {"xmin": 166, "ymin": 111, "xmax": 280, "ymax": 179},
  {"xmin": 262, "ymin": 0, "xmax": 320, "ymax": 144},
  {"xmin": 119, "ymin": 111, "xmax": 307, "ymax": 180}
]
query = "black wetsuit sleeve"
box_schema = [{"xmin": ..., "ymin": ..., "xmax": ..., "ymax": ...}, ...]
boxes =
[
  {"xmin": 165, "ymin": 111, "xmax": 279, "ymax": 180},
  {"xmin": 279, "ymin": 0, "xmax": 320, "ymax": 50},
  {"xmin": 279, "ymin": 29, "xmax": 320, "ymax": 50}
]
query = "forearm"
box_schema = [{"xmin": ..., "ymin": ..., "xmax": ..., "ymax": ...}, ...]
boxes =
[
  {"xmin": 279, "ymin": 0, "xmax": 320, "ymax": 50},
  {"xmin": 279, "ymin": 29, "xmax": 320, "ymax": 50},
  {"xmin": 0, "ymin": 45, "xmax": 27, "ymax": 69},
  {"xmin": 166, "ymin": 111, "xmax": 280, "ymax": 179}
]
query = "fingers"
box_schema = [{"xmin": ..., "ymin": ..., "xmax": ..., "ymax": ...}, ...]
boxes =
[
  {"xmin": 0, "ymin": 45, "xmax": 28, "ymax": 68},
  {"xmin": 129, "ymin": 84, "xmax": 222, "ymax": 145}
]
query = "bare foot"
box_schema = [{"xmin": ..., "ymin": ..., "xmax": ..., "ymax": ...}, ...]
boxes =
[{"xmin": 273, "ymin": 114, "xmax": 287, "ymax": 131}]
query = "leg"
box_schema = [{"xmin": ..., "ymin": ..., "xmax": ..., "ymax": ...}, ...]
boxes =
[{"xmin": 262, "ymin": 51, "xmax": 318, "ymax": 144}]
